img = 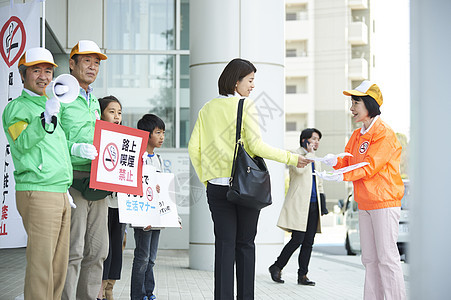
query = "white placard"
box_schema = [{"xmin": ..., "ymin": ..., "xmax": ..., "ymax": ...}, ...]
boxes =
[{"xmin": 118, "ymin": 166, "xmax": 180, "ymax": 228}]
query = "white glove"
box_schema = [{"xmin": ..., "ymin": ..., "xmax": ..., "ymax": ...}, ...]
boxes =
[
  {"xmin": 71, "ymin": 143, "xmax": 98, "ymax": 160},
  {"xmin": 67, "ymin": 190, "xmax": 76, "ymax": 208},
  {"xmin": 43, "ymin": 97, "xmax": 60, "ymax": 124},
  {"xmin": 323, "ymin": 153, "xmax": 338, "ymax": 167},
  {"xmin": 315, "ymin": 170, "xmax": 343, "ymax": 182}
]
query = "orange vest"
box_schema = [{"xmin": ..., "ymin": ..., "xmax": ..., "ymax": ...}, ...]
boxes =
[{"xmin": 335, "ymin": 118, "xmax": 404, "ymax": 210}]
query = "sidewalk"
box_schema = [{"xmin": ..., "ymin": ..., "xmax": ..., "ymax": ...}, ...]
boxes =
[{"xmin": 0, "ymin": 225, "xmax": 410, "ymax": 300}]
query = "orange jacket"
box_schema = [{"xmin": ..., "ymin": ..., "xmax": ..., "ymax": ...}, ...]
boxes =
[{"xmin": 335, "ymin": 118, "xmax": 404, "ymax": 210}]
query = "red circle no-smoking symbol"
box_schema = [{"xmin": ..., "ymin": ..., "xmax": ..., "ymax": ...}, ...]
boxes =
[
  {"xmin": 103, "ymin": 143, "xmax": 119, "ymax": 171},
  {"xmin": 0, "ymin": 16, "xmax": 27, "ymax": 68},
  {"xmin": 146, "ymin": 187, "xmax": 154, "ymax": 201}
]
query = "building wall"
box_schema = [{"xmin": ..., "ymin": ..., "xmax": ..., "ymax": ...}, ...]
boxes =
[{"xmin": 284, "ymin": 0, "xmax": 374, "ymax": 207}]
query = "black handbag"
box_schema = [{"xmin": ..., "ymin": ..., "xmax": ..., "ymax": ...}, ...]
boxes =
[{"xmin": 226, "ymin": 98, "xmax": 272, "ymax": 210}]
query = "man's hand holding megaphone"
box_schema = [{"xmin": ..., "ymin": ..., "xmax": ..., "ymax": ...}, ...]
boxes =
[
  {"xmin": 43, "ymin": 97, "xmax": 60, "ymax": 124},
  {"xmin": 43, "ymin": 74, "xmax": 79, "ymax": 124},
  {"xmin": 44, "ymin": 74, "xmax": 98, "ymax": 161}
]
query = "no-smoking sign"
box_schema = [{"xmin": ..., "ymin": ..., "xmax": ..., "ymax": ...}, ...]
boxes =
[
  {"xmin": 0, "ymin": 16, "xmax": 26, "ymax": 68},
  {"xmin": 146, "ymin": 187, "xmax": 153, "ymax": 201},
  {"xmin": 90, "ymin": 120, "xmax": 149, "ymax": 196},
  {"xmin": 103, "ymin": 142, "xmax": 119, "ymax": 171}
]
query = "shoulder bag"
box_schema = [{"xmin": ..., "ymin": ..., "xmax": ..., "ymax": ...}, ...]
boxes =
[
  {"xmin": 72, "ymin": 176, "xmax": 113, "ymax": 201},
  {"xmin": 226, "ymin": 98, "xmax": 272, "ymax": 210}
]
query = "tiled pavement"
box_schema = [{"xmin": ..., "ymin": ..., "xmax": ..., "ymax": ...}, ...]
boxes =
[{"xmin": 0, "ymin": 225, "xmax": 410, "ymax": 300}]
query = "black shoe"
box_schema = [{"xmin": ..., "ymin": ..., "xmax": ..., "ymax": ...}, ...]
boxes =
[
  {"xmin": 268, "ymin": 264, "xmax": 284, "ymax": 283},
  {"xmin": 298, "ymin": 275, "xmax": 315, "ymax": 286}
]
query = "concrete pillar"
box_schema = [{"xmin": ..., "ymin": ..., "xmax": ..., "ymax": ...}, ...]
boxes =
[
  {"xmin": 410, "ymin": 0, "xmax": 451, "ymax": 299},
  {"xmin": 189, "ymin": 0, "xmax": 286, "ymax": 273}
]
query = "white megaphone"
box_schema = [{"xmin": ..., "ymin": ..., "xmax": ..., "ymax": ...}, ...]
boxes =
[{"xmin": 45, "ymin": 74, "xmax": 79, "ymax": 103}]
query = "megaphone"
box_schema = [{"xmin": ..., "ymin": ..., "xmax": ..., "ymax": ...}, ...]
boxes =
[{"xmin": 45, "ymin": 74, "xmax": 79, "ymax": 103}]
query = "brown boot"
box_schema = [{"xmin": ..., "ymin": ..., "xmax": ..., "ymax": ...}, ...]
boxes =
[{"xmin": 105, "ymin": 279, "xmax": 116, "ymax": 300}]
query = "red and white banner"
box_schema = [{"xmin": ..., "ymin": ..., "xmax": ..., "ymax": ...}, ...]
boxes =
[
  {"xmin": 0, "ymin": 1, "xmax": 40, "ymax": 249},
  {"xmin": 90, "ymin": 120, "xmax": 149, "ymax": 196}
]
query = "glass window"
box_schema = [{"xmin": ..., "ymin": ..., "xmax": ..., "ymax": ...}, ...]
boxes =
[
  {"xmin": 286, "ymin": 4, "xmax": 307, "ymax": 21},
  {"xmin": 180, "ymin": 55, "xmax": 190, "ymax": 147},
  {"xmin": 286, "ymin": 49, "xmax": 297, "ymax": 57},
  {"xmin": 180, "ymin": 0, "xmax": 190, "ymax": 50},
  {"xmin": 105, "ymin": 54, "xmax": 176, "ymax": 148},
  {"xmin": 286, "ymin": 122, "xmax": 297, "ymax": 131},
  {"xmin": 105, "ymin": 0, "xmax": 189, "ymax": 149},
  {"xmin": 107, "ymin": 0, "xmax": 175, "ymax": 51},
  {"xmin": 286, "ymin": 12, "xmax": 297, "ymax": 21},
  {"xmin": 286, "ymin": 85, "xmax": 297, "ymax": 94}
]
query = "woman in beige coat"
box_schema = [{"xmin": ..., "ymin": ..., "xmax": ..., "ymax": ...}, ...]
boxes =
[{"xmin": 269, "ymin": 128, "xmax": 328, "ymax": 286}]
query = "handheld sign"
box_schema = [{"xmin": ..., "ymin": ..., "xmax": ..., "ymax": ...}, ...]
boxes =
[
  {"xmin": 118, "ymin": 165, "xmax": 180, "ymax": 227},
  {"xmin": 90, "ymin": 120, "xmax": 149, "ymax": 196}
]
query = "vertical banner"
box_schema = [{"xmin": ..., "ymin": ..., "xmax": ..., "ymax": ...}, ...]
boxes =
[{"xmin": 0, "ymin": 1, "xmax": 40, "ymax": 248}]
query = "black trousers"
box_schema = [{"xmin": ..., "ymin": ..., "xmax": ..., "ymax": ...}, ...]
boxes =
[
  {"xmin": 207, "ymin": 183, "xmax": 261, "ymax": 300},
  {"xmin": 102, "ymin": 207, "xmax": 126, "ymax": 280},
  {"xmin": 274, "ymin": 201, "xmax": 319, "ymax": 276}
]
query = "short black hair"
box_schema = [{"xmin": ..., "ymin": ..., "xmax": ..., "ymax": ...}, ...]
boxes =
[
  {"xmin": 99, "ymin": 95, "xmax": 122, "ymax": 113},
  {"xmin": 352, "ymin": 95, "xmax": 381, "ymax": 118},
  {"xmin": 300, "ymin": 128, "xmax": 322, "ymax": 148},
  {"xmin": 69, "ymin": 54, "xmax": 79, "ymax": 74},
  {"xmin": 137, "ymin": 114, "xmax": 165, "ymax": 136},
  {"xmin": 218, "ymin": 58, "xmax": 257, "ymax": 96}
]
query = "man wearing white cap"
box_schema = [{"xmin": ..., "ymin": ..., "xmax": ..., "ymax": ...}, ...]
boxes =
[
  {"xmin": 2, "ymin": 47, "xmax": 73, "ymax": 299},
  {"xmin": 59, "ymin": 40, "xmax": 108, "ymax": 300}
]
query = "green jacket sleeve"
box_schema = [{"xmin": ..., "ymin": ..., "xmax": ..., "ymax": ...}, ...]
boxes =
[{"xmin": 3, "ymin": 104, "xmax": 47, "ymax": 154}]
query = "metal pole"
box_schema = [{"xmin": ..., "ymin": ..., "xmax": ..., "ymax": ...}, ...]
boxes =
[{"xmin": 41, "ymin": 0, "xmax": 45, "ymax": 47}]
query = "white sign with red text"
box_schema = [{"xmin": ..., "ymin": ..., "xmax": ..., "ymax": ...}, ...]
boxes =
[
  {"xmin": 117, "ymin": 166, "xmax": 180, "ymax": 228},
  {"xmin": 90, "ymin": 120, "xmax": 149, "ymax": 196}
]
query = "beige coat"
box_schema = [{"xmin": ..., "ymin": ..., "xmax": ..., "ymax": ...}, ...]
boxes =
[{"xmin": 277, "ymin": 148, "xmax": 324, "ymax": 233}]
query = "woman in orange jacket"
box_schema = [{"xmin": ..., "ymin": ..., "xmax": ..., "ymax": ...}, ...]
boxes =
[{"xmin": 318, "ymin": 80, "xmax": 406, "ymax": 300}]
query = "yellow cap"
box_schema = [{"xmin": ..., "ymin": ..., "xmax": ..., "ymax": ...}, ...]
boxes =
[
  {"xmin": 18, "ymin": 47, "xmax": 58, "ymax": 68},
  {"xmin": 70, "ymin": 40, "xmax": 107, "ymax": 60},
  {"xmin": 343, "ymin": 80, "xmax": 383, "ymax": 106}
]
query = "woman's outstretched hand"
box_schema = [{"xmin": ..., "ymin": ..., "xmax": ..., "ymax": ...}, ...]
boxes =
[{"xmin": 297, "ymin": 155, "xmax": 313, "ymax": 168}]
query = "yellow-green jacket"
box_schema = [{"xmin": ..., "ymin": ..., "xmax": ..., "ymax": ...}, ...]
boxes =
[
  {"xmin": 2, "ymin": 90, "xmax": 73, "ymax": 192},
  {"xmin": 60, "ymin": 90, "xmax": 100, "ymax": 171},
  {"xmin": 188, "ymin": 96, "xmax": 299, "ymax": 186}
]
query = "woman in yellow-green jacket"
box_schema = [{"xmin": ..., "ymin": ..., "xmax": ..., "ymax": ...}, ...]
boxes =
[{"xmin": 188, "ymin": 58, "xmax": 311, "ymax": 300}]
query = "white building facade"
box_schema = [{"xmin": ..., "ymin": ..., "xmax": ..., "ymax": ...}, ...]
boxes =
[{"xmin": 284, "ymin": 0, "xmax": 376, "ymax": 204}]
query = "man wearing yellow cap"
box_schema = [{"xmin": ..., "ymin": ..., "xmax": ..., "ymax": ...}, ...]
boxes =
[
  {"xmin": 59, "ymin": 40, "xmax": 108, "ymax": 300},
  {"xmin": 2, "ymin": 47, "xmax": 73, "ymax": 299}
]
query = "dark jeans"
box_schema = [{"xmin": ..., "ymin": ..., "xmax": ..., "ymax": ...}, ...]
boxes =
[
  {"xmin": 103, "ymin": 207, "xmax": 126, "ymax": 280},
  {"xmin": 207, "ymin": 183, "xmax": 261, "ymax": 300},
  {"xmin": 130, "ymin": 228, "xmax": 161, "ymax": 300},
  {"xmin": 274, "ymin": 201, "xmax": 319, "ymax": 276}
]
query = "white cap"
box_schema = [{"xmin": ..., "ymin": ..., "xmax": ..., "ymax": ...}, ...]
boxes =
[
  {"xmin": 18, "ymin": 47, "xmax": 57, "ymax": 67},
  {"xmin": 70, "ymin": 40, "xmax": 107, "ymax": 60},
  {"xmin": 343, "ymin": 80, "xmax": 383, "ymax": 106}
]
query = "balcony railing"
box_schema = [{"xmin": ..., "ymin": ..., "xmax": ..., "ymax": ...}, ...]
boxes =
[
  {"xmin": 348, "ymin": 0, "xmax": 368, "ymax": 9},
  {"xmin": 348, "ymin": 58, "xmax": 368, "ymax": 80},
  {"xmin": 348, "ymin": 22, "xmax": 368, "ymax": 45}
]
